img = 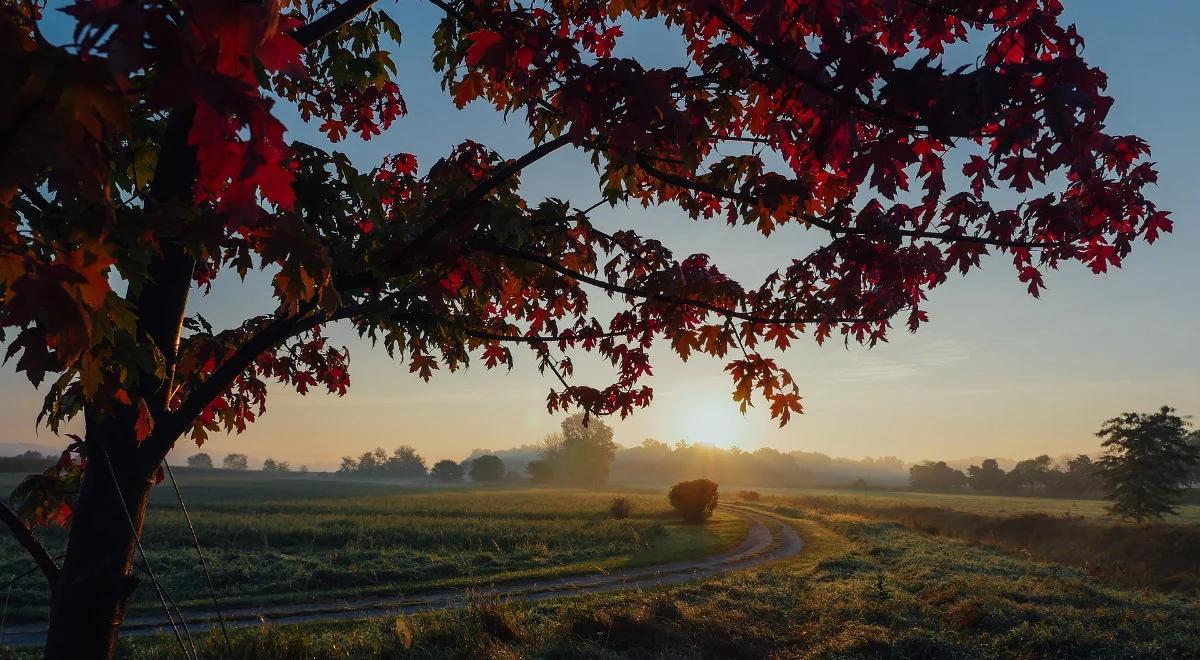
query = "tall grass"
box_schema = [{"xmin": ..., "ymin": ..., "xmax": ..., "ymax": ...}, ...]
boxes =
[
  {"xmin": 762, "ymin": 494, "xmax": 1200, "ymax": 594},
  {"xmin": 113, "ymin": 501, "xmax": 1200, "ymax": 659}
]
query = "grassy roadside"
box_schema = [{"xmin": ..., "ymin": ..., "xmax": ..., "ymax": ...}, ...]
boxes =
[
  {"xmin": 754, "ymin": 486, "xmax": 1200, "ymax": 523},
  {"xmin": 763, "ymin": 494, "xmax": 1200, "ymax": 595},
  {"xmin": 100, "ymin": 503, "xmax": 1200, "ymax": 660}
]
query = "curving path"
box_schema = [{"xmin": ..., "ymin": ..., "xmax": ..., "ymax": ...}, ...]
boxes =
[{"xmin": 1, "ymin": 505, "xmax": 802, "ymax": 648}]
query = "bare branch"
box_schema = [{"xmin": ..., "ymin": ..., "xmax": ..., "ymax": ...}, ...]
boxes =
[
  {"xmin": 291, "ymin": 0, "xmax": 380, "ymax": 47},
  {"xmin": 0, "ymin": 501, "xmax": 60, "ymax": 586}
]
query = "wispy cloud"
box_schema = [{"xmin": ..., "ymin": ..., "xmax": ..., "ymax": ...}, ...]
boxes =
[{"xmin": 834, "ymin": 340, "xmax": 969, "ymax": 383}]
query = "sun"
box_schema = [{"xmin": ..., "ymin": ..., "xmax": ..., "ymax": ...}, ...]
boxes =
[{"xmin": 678, "ymin": 397, "xmax": 747, "ymax": 448}]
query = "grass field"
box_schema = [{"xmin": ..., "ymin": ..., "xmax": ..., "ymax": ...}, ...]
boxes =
[
  {"xmin": 0, "ymin": 471, "xmax": 746, "ymax": 624},
  {"xmin": 105, "ymin": 498, "xmax": 1200, "ymax": 659},
  {"xmin": 7, "ymin": 473, "xmax": 1200, "ymax": 658},
  {"xmin": 753, "ymin": 485, "xmax": 1200, "ymax": 523}
]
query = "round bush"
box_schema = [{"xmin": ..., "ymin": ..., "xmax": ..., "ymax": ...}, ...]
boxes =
[{"xmin": 668, "ymin": 479, "xmax": 719, "ymax": 523}]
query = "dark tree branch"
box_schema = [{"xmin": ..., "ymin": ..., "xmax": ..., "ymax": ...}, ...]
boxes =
[
  {"xmin": 467, "ymin": 327, "xmax": 643, "ymax": 343},
  {"xmin": 480, "ymin": 243, "xmax": 872, "ymax": 326},
  {"xmin": 291, "ymin": 0, "xmax": 380, "ymax": 47},
  {"xmin": 386, "ymin": 134, "xmax": 574, "ymax": 268},
  {"xmin": 902, "ymin": 0, "xmax": 1002, "ymax": 25},
  {"xmin": 633, "ymin": 156, "xmax": 848, "ymax": 234},
  {"xmin": 424, "ymin": 0, "xmax": 471, "ymax": 24},
  {"xmin": 19, "ymin": 185, "xmax": 52, "ymax": 212},
  {"xmin": 143, "ymin": 303, "xmax": 369, "ymax": 462},
  {"xmin": 634, "ymin": 157, "xmax": 1061, "ymax": 250},
  {"xmin": 707, "ymin": 5, "xmax": 918, "ymax": 126},
  {"xmin": 0, "ymin": 501, "xmax": 60, "ymax": 586}
]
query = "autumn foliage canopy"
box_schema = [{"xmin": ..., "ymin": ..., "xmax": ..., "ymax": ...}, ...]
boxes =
[{"xmin": 0, "ymin": 0, "xmax": 1167, "ymax": 526}]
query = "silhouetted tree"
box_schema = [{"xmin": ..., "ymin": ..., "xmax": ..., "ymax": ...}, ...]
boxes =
[
  {"xmin": 337, "ymin": 456, "xmax": 358, "ymax": 474},
  {"xmin": 1058, "ymin": 455, "xmax": 1102, "ymax": 496},
  {"xmin": 385, "ymin": 446, "xmax": 427, "ymax": 478},
  {"xmin": 1007, "ymin": 455, "xmax": 1056, "ymax": 492},
  {"xmin": 967, "ymin": 458, "xmax": 1007, "ymax": 492},
  {"xmin": 355, "ymin": 449, "xmax": 381, "ymax": 474},
  {"xmin": 525, "ymin": 453, "xmax": 556, "ymax": 484},
  {"xmin": 185, "ymin": 453, "xmax": 213, "ymax": 469},
  {"xmin": 430, "ymin": 459, "xmax": 465, "ymax": 482},
  {"xmin": 262, "ymin": 458, "xmax": 291, "ymax": 472},
  {"xmin": 470, "ymin": 455, "xmax": 506, "ymax": 482},
  {"xmin": 526, "ymin": 414, "xmax": 618, "ymax": 487},
  {"xmin": 909, "ymin": 461, "xmax": 967, "ymax": 492},
  {"xmin": 1098, "ymin": 406, "xmax": 1200, "ymax": 523},
  {"xmin": 221, "ymin": 454, "xmax": 248, "ymax": 471},
  {"xmin": 1188, "ymin": 431, "xmax": 1200, "ymax": 486},
  {"xmin": 669, "ymin": 479, "xmax": 719, "ymax": 523}
]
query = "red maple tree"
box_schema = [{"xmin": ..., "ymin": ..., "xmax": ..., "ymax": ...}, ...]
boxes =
[{"xmin": 0, "ymin": 0, "xmax": 1167, "ymax": 656}]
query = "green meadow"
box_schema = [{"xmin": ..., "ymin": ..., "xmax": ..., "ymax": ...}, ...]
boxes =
[
  {"xmin": 0, "ymin": 471, "xmax": 745, "ymax": 623},
  {"xmin": 108, "ymin": 496, "xmax": 1200, "ymax": 659}
]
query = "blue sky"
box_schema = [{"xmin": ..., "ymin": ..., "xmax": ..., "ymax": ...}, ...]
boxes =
[{"xmin": 5, "ymin": 1, "xmax": 1198, "ymax": 468}]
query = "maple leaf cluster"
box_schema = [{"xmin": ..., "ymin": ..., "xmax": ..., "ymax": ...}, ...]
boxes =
[{"xmin": 0, "ymin": 0, "xmax": 1169, "ymax": 524}]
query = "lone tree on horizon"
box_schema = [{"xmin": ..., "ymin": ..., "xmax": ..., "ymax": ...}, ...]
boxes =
[
  {"xmin": 528, "ymin": 413, "xmax": 618, "ymax": 487},
  {"xmin": 430, "ymin": 459, "xmax": 465, "ymax": 482},
  {"xmin": 221, "ymin": 453, "xmax": 249, "ymax": 471},
  {"xmin": 185, "ymin": 452, "xmax": 213, "ymax": 469},
  {"xmin": 0, "ymin": 0, "xmax": 1172, "ymax": 655},
  {"xmin": 1098, "ymin": 406, "xmax": 1199, "ymax": 524},
  {"xmin": 469, "ymin": 455, "xmax": 506, "ymax": 482}
]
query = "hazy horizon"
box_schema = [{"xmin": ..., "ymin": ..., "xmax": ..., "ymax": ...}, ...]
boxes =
[{"xmin": 3, "ymin": 1, "xmax": 1196, "ymax": 472}]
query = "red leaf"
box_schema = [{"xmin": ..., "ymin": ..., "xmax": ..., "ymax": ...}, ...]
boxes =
[
  {"xmin": 135, "ymin": 399, "xmax": 154, "ymax": 444},
  {"xmin": 257, "ymin": 34, "xmax": 306, "ymax": 78},
  {"xmin": 465, "ymin": 30, "xmax": 503, "ymax": 66}
]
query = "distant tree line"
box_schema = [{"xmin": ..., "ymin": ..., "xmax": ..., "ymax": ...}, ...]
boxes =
[
  {"xmin": 467, "ymin": 438, "xmax": 909, "ymax": 489},
  {"xmin": 909, "ymin": 454, "xmax": 1103, "ymax": 497},
  {"xmin": 0, "ymin": 450, "xmax": 54, "ymax": 473},
  {"xmin": 909, "ymin": 406, "xmax": 1200, "ymax": 523},
  {"xmin": 338, "ymin": 446, "xmax": 428, "ymax": 478}
]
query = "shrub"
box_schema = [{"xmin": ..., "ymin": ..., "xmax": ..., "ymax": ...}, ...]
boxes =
[
  {"xmin": 668, "ymin": 479, "xmax": 719, "ymax": 523},
  {"xmin": 469, "ymin": 455, "xmax": 506, "ymax": 482},
  {"xmin": 738, "ymin": 490, "xmax": 761, "ymax": 502},
  {"xmin": 610, "ymin": 497, "xmax": 632, "ymax": 519}
]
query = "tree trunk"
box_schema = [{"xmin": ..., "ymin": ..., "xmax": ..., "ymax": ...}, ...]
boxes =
[
  {"xmin": 42, "ymin": 105, "xmax": 198, "ymax": 658},
  {"xmin": 43, "ymin": 421, "xmax": 156, "ymax": 660}
]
